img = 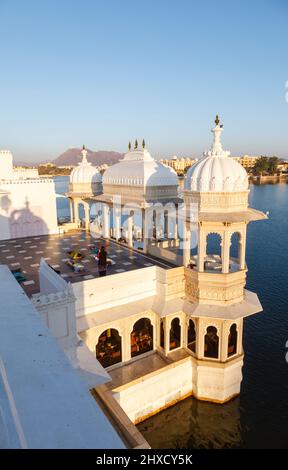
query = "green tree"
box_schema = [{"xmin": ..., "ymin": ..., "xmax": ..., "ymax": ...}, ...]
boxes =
[
  {"xmin": 268, "ymin": 156, "xmax": 280, "ymax": 174},
  {"xmin": 253, "ymin": 156, "xmax": 269, "ymax": 175}
]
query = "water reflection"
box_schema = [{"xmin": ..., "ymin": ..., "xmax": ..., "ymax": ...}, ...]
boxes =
[{"xmin": 138, "ymin": 396, "xmax": 242, "ymax": 449}]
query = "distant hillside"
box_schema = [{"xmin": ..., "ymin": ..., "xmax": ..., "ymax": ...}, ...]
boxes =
[{"xmin": 53, "ymin": 147, "xmax": 124, "ymax": 166}]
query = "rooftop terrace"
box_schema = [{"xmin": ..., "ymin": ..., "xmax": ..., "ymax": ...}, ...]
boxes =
[{"xmin": 0, "ymin": 231, "xmax": 174, "ymax": 296}]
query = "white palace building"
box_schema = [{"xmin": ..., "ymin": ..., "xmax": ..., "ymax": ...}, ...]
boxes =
[
  {"xmin": 0, "ymin": 150, "xmax": 58, "ymax": 240},
  {"xmin": 0, "ymin": 118, "xmax": 267, "ymax": 448}
]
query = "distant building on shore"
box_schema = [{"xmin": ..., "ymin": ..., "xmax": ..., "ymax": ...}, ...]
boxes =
[
  {"xmin": 13, "ymin": 166, "xmax": 39, "ymax": 179},
  {"xmin": 233, "ymin": 155, "xmax": 260, "ymax": 169},
  {"xmin": 160, "ymin": 155, "xmax": 196, "ymax": 175}
]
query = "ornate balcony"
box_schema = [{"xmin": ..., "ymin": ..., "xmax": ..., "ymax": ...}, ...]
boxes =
[{"xmin": 184, "ymin": 264, "xmax": 247, "ymax": 305}]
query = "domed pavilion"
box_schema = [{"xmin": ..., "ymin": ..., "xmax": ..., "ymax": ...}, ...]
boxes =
[
  {"xmin": 67, "ymin": 146, "xmax": 102, "ymax": 229},
  {"xmin": 93, "ymin": 140, "xmax": 181, "ymax": 251},
  {"xmin": 176, "ymin": 115, "xmax": 267, "ymax": 402}
]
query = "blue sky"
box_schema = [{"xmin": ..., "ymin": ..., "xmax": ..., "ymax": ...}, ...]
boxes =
[{"xmin": 0, "ymin": 0, "xmax": 287, "ymax": 162}]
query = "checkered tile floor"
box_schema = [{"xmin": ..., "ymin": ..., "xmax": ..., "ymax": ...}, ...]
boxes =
[{"xmin": 0, "ymin": 231, "xmax": 173, "ymax": 297}]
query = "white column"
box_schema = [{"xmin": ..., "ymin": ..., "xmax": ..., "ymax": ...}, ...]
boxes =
[
  {"xmin": 113, "ymin": 207, "xmax": 121, "ymax": 240},
  {"xmin": 197, "ymin": 319, "xmax": 204, "ymax": 359},
  {"xmin": 102, "ymin": 204, "xmax": 110, "ymax": 239},
  {"xmin": 142, "ymin": 209, "xmax": 148, "ymax": 253},
  {"xmin": 73, "ymin": 200, "xmax": 79, "ymax": 226},
  {"xmin": 195, "ymin": 319, "xmax": 201, "ymax": 358},
  {"xmin": 127, "ymin": 211, "xmax": 133, "ymax": 248},
  {"xmin": 220, "ymin": 322, "xmax": 227, "ymax": 362},
  {"xmin": 164, "ymin": 210, "xmax": 169, "ymax": 239},
  {"xmin": 164, "ymin": 318, "xmax": 170, "ymax": 356},
  {"xmin": 222, "ymin": 230, "xmax": 231, "ymax": 274},
  {"xmin": 122, "ymin": 327, "xmax": 131, "ymax": 363},
  {"xmin": 174, "ymin": 205, "xmax": 178, "ymax": 240},
  {"xmin": 69, "ymin": 198, "xmax": 74, "ymax": 223},
  {"xmin": 239, "ymin": 227, "xmax": 247, "ymax": 270},
  {"xmin": 84, "ymin": 202, "xmax": 90, "ymax": 231},
  {"xmin": 183, "ymin": 222, "xmax": 191, "ymax": 267},
  {"xmin": 197, "ymin": 227, "xmax": 205, "ymax": 272}
]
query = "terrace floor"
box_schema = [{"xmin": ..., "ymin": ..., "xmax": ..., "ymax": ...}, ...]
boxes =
[
  {"xmin": 0, "ymin": 230, "xmax": 174, "ymax": 297},
  {"xmin": 106, "ymin": 349, "xmax": 190, "ymax": 391}
]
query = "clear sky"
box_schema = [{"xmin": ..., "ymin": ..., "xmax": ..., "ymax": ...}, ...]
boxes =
[{"xmin": 0, "ymin": 0, "xmax": 287, "ymax": 162}]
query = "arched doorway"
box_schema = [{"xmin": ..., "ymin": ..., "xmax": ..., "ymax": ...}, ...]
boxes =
[
  {"xmin": 204, "ymin": 326, "xmax": 219, "ymax": 359},
  {"xmin": 131, "ymin": 318, "xmax": 153, "ymax": 358},
  {"xmin": 228, "ymin": 324, "xmax": 238, "ymax": 357},
  {"xmin": 96, "ymin": 328, "xmax": 122, "ymax": 368},
  {"xmin": 187, "ymin": 319, "xmax": 196, "ymax": 353},
  {"xmin": 170, "ymin": 318, "xmax": 181, "ymax": 350}
]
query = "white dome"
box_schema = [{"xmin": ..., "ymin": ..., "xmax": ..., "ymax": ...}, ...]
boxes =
[
  {"xmin": 103, "ymin": 147, "xmax": 178, "ymax": 187},
  {"xmin": 70, "ymin": 148, "xmax": 102, "ymax": 184},
  {"xmin": 185, "ymin": 119, "xmax": 248, "ymax": 192}
]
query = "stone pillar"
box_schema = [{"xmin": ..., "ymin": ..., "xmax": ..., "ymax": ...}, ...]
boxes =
[
  {"xmin": 183, "ymin": 222, "xmax": 191, "ymax": 267},
  {"xmin": 84, "ymin": 202, "xmax": 90, "ymax": 231},
  {"xmin": 197, "ymin": 319, "xmax": 204, "ymax": 359},
  {"xmin": 197, "ymin": 227, "xmax": 206, "ymax": 272},
  {"xmin": 113, "ymin": 207, "xmax": 121, "ymax": 240},
  {"xmin": 122, "ymin": 327, "xmax": 131, "ymax": 363},
  {"xmin": 174, "ymin": 205, "xmax": 178, "ymax": 241},
  {"xmin": 164, "ymin": 318, "xmax": 170, "ymax": 356},
  {"xmin": 220, "ymin": 323, "xmax": 227, "ymax": 362},
  {"xmin": 142, "ymin": 209, "xmax": 148, "ymax": 253},
  {"xmin": 238, "ymin": 318, "xmax": 244, "ymax": 355},
  {"xmin": 127, "ymin": 211, "xmax": 133, "ymax": 248},
  {"xmin": 164, "ymin": 210, "xmax": 169, "ymax": 239},
  {"xmin": 182, "ymin": 318, "xmax": 187, "ymax": 349},
  {"xmin": 239, "ymin": 227, "xmax": 247, "ymax": 270},
  {"xmin": 69, "ymin": 198, "xmax": 74, "ymax": 223},
  {"xmin": 222, "ymin": 230, "xmax": 231, "ymax": 274},
  {"xmin": 73, "ymin": 199, "xmax": 79, "ymax": 226},
  {"xmin": 102, "ymin": 203, "xmax": 110, "ymax": 239}
]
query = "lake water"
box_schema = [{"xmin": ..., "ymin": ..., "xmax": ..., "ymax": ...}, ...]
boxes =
[
  {"xmin": 137, "ymin": 183, "xmax": 288, "ymax": 449},
  {"xmin": 53, "ymin": 176, "xmax": 70, "ymax": 220}
]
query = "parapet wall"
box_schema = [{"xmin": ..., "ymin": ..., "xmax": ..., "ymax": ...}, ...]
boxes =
[
  {"xmin": 111, "ymin": 354, "xmax": 243, "ymax": 424},
  {"xmin": 73, "ymin": 266, "xmax": 158, "ymax": 318}
]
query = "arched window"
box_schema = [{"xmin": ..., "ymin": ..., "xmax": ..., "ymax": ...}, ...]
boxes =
[
  {"xmin": 170, "ymin": 318, "xmax": 181, "ymax": 350},
  {"xmin": 187, "ymin": 319, "xmax": 196, "ymax": 353},
  {"xmin": 230, "ymin": 232, "xmax": 241, "ymax": 271},
  {"xmin": 160, "ymin": 320, "xmax": 165, "ymax": 349},
  {"xmin": 205, "ymin": 233, "xmax": 222, "ymax": 272},
  {"xmin": 204, "ymin": 326, "xmax": 219, "ymax": 359},
  {"xmin": 96, "ymin": 328, "xmax": 122, "ymax": 368},
  {"xmin": 228, "ymin": 324, "xmax": 238, "ymax": 357},
  {"xmin": 206, "ymin": 233, "xmax": 222, "ymax": 256},
  {"xmin": 131, "ymin": 318, "xmax": 153, "ymax": 358}
]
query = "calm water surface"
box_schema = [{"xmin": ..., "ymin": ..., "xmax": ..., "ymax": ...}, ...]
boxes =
[{"xmin": 137, "ymin": 184, "xmax": 288, "ymax": 449}]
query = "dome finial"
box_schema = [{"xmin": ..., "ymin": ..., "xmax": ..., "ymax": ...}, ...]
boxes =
[
  {"xmin": 81, "ymin": 145, "xmax": 88, "ymax": 164},
  {"xmin": 211, "ymin": 116, "xmax": 224, "ymax": 156},
  {"xmin": 128, "ymin": 141, "xmax": 131, "ymax": 151},
  {"xmin": 134, "ymin": 139, "xmax": 138, "ymax": 150},
  {"xmin": 142, "ymin": 139, "xmax": 145, "ymax": 149}
]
